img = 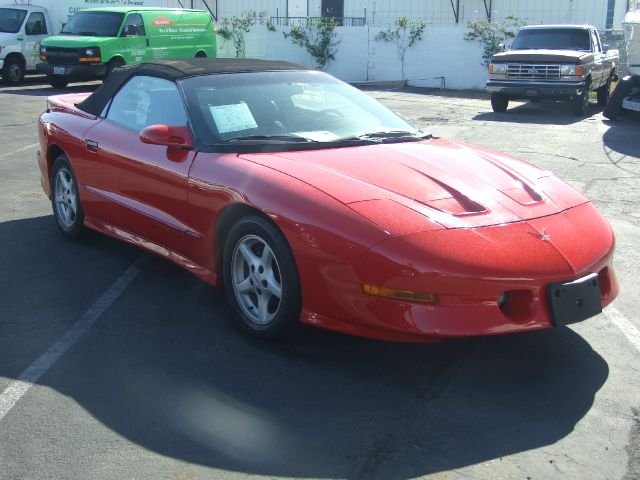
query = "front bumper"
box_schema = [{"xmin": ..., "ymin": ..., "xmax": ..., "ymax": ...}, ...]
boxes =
[
  {"xmin": 486, "ymin": 80, "xmax": 587, "ymax": 99},
  {"xmin": 36, "ymin": 62, "xmax": 107, "ymax": 80},
  {"xmin": 295, "ymin": 202, "xmax": 619, "ymax": 342}
]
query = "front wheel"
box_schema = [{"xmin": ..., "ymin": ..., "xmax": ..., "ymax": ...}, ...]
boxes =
[
  {"xmin": 51, "ymin": 155, "xmax": 85, "ymax": 238},
  {"xmin": 48, "ymin": 76, "xmax": 69, "ymax": 89},
  {"xmin": 1, "ymin": 57, "xmax": 24, "ymax": 85},
  {"xmin": 597, "ymin": 75, "xmax": 612, "ymax": 106},
  {"xmin": 105, "ymin": 58, "xmax": 125, "ymax": 78},
  {"xmin": 223, "ymin": 215, "xmax": 301, "ymax": 340},
  {"xmin": 571, "ymin": 90, "xmax": 589, "ymax": 116},
  {"xmin": 490, "ymin": 93, "xmax": 509, "ymax": 113}
]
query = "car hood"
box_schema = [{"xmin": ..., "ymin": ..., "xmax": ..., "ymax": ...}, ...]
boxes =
[
  {"xmin": 239, "ymin": 138, "xmax": 588, "ymax": 232},
  {"xmin": 493, "ymin": 49, "xmax": 591, "ymax": 64},
  {"xmin": 42, "ymin": 35, "xmax": 107, "ymax": 47}
]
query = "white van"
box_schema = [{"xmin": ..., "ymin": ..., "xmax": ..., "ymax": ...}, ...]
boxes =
[{"xmin": 0, "ymin": 2, "xmax": 52, "ymax": 84}]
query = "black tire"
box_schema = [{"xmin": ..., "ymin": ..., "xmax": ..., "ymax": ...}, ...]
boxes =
[
  {"xmin": 105, "ymin": 58, "xmax": 125, "ymax": 78},
  {"xmin": 51, "ymin": 155, "xmax": 85, "ymax": 238},
  {"xmin": 597, "ymin": 75, "xmax": 613, "ymax": 106},
  {"xmin": 1, "ymin": 56, "xmax": 25, "ymax": 85},
  {"xmin": 195, "ymin": 51, "xmax": 207, "ymax": 58},
  {"xmin": 603, "ymin": 76, "xmax": 635, "ymax": 120},
  {"xmin": 490, "ymin": 93, "xmax": 509, "ymax": 113},
  {"xmin": 223, "ymin": 215, "xmax": 301, "ymax": 340},
  {"xmin": 48, "ymin": 76, "xmax": 69, "ymax": 89},
  {"xmin": 571, "ymin": 89, "xmax": 589, "ymax": 116}
]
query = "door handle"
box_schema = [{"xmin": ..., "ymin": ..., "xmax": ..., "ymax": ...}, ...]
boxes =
[
  {"xmin": 17, "ymin": 37, "xmax": 23, "ymax": 41},
  {"xmin": 85, "ymin": 139, "xmax": 99, "ymax": 151}
]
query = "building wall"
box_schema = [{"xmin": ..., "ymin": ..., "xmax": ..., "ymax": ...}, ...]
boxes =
[{"xmin": 180, "ymin": 0, "xmax": 630, "ymax": 30}]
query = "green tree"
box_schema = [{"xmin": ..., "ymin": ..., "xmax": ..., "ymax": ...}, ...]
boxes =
[
  {"xmin": 217, "ymin": 11, "xmax": 276, "ymax": 58},
  {"xmin": 375, "ymin": 17, "xmax": 427, "ymax": 80},
  {"xmin": 464, "ymin": 16, "xmax": 524, "ymax": 66},
  {"xmin": 283, "ymin": 17, "xmax": 340, "ymax": 70}
]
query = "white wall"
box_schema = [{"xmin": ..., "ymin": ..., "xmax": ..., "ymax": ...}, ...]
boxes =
[{"xmin": 217, "ymin": 24, "xmax": 488, "ymax": 90}]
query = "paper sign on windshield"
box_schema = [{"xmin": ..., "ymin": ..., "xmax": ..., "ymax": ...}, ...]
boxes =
[{"xmin": 209, "ymin": 103, "xmax": 258, "ymax": 134}]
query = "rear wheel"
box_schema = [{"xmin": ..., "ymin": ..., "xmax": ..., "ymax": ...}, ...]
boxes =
[
  {"xmin": 490, "ymin": 93, "xmax": 509, "ymax": 113},
  {"xmin": 51, "ymin": 155, "xmax": 85, "ymax": 238},
  {"xmin": 223, "ymin": 215, "xmax": 301, "ymax": 340},
  {"xmin": 1, "ymin": 57, "xmax": 24, "ymax": 85},
  {"xmin": 603, "ymin": 76, "xmax": 635, "ymax": 120},
  {"xmin": 48, "ymin": 76, "xmax": 69, "ymax": 89},
  {"xmin": 195, "ymin": 51, "xmax": 207, "ymax": 58}
]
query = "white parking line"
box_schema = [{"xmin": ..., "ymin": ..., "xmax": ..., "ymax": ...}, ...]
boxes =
[
  {"xmin": 605, "ymin": 305, "xmax": 640, "ymax": 353},
  {"xmin": 0, "ymin": 257, "xmax": 144, "ymax": 422},
  {"xmin": 0, "ymin": 143, "xmax": 39, "ymax": 160}
]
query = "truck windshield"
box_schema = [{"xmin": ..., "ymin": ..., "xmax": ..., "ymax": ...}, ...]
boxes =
[
  {"xmin": 511, "ymin": 29, "xmax": 591, "ymax": 51},
  {"xmin": 60, "ymin": 11, "xmax": 124, "ymax": 37},
  {"xmin": 0, "ymin": 8, "xmax": 27, "ymax": 33}
]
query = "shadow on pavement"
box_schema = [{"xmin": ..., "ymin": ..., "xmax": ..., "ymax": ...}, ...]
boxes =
[
  {"xmin": 0, "ymin": 215, "xmax": 610, "ymax": 479},
  {"xmin": 0, "ymin": 75, "xmax": 100, "ymax": 97},
  {"xmin": 602, "ymin": 114, "xmax": 640, "ymax": 176},
  {"xmin": 473, "ymin": 100, "xmax": 602, "ymax": 125}
]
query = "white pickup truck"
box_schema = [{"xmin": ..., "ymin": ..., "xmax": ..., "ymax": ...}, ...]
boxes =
[{"xmin": 0, "ymin": 2, "xmax": 52, "ymax": 84}]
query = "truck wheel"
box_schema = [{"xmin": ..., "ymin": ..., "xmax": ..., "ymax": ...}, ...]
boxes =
[
  {"xmin": 490, "ymin": 93, "xmax": 509, "ymax": 113},
  {"xmin": 48, "ymin": 76, "xmax": 69, "ymax": 89},
  {"xmin": 571, "ymin": 90, "xmax": 589, "ymax": 116},
  {"xmin": 106, "ymin": 58, "xmax": 124, "ymax": 78},
  {"xmin": 603, "ymin": 76, "xmax": 635, "ymax": 120},
  {"xmin": 597, "ymin": 76, "xmax": 612, "ymax": 106},
  {"xmin": 1, "ymin": 57, "xmax": 24, "ymax": 85}
]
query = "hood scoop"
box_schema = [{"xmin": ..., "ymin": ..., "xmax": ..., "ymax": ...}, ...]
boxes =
[{"xmin": 410, "ymin": 168, "xmax": 487, "ymax": 216}]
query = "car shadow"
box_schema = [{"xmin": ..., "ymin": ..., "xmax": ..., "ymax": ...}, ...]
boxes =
[
  {"xmin": 0, "ymin": 215, "xmax": 610, "ymax": 479},
  {"xmin": 0, "ymin": 75, "xmax": 100, "ymax": 97},
  {"xmin": 601, "ymin": 114, "xmax": 640, "ymax": 176},
  {"xmin": 473, "ymin": 100, "xmax": 603, "ymax": 125}
]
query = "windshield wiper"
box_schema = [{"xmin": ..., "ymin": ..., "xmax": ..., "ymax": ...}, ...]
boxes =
[
  {"xmin": 218, "ymin": 134, "xmax": 318, "ymax": 143},
  {"xmin": 337, "ymin": 130, "xmax": 432, "ymax": 143}
]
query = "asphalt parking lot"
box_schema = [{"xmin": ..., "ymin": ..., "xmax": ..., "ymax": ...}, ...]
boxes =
[{"xmin": 0, "ymin": 76, "xmax": 639, "ymax": 480}]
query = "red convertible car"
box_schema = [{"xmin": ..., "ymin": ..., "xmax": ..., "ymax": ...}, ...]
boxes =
[{"xmin": 37, "ymin": 58, "xmax": 618, "ymax": 342}]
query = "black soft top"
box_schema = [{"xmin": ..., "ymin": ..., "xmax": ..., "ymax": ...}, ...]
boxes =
[{"xmin": 77, "ymin": 58, "xmax": 309, "ymax": 116}]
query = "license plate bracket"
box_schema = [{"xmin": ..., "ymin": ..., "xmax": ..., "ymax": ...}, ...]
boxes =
[
  {"xmin": 53, "ymin": 66, "xmax": 65, "ymax": 75},
  {"xmin": 548, "ymin": 273, "xmax": 602, "ymax": 326}
]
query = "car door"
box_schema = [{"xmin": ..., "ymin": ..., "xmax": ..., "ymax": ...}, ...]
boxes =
[
  {"xmin": 590, "ymin": 29, "xmax": 605, "ymax": 87},
  {"xmin": 78, "ymin": 75, "xmax": 200, "ymax": 257},
  {"xmin": 23, "ymin": 11, "xmax": 48, "ymax": 69},
  {"xmin": 121, "ymin": 13, "xmax": 147, "ymax": 63}
]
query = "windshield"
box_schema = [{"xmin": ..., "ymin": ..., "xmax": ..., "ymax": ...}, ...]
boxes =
[
  {"xmin": 180, "ymin": 71, "xmax": 420, "ymax": 145},
  {"xmin": 511, "ymin": 29, "xmax": 591, "ymax": 51},
  {"xmin": 0, "ymin": 8, "xmax": 27, "ymax": 34},
  {"xmin": 61, "ymin": 11, "xmax": 124, "ymax": 37}
]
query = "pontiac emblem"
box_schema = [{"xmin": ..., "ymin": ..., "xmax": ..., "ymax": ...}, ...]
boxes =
[{"xmin": 530, "ymin": 228, "xmax": 551, "ymax": 242}]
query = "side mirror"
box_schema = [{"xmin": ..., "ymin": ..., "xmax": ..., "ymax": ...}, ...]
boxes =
[
  {"xmin": 498, "ymin": 42, "xmax": 506, "ymax": 52},
  {"xmin": 602, "ymin": 43, "xmax": 610, "ymax": 52},
  {"xmin": 140, "ymin": 125, "xmax": 193, "ymax": 149}
]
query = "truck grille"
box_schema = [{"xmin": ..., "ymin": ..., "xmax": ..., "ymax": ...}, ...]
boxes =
[
  {"xmin": 506, "ymin": 64, "xmax": 561, "ymax": 80},
  {"xmin": 45, "ymin": 47, "xmax": 80, "ymax": 65}
]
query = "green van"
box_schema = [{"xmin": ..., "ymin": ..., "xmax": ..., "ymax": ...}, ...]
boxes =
[{"xmin": 37, "ymin": 7, "xmax": 216, "ymax": 88}]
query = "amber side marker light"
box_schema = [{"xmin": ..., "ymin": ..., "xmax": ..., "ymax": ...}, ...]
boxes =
[
  {"xmin": 79, "ymin": 57, "xmax": 101, "ymax": 62},
  {"xmin": 575, "ymin": 65, "xmax": 586, "ymax": 75},
  {"xmin": 362, "ymin": 284, "xmax": 437, "ymax": 304}
]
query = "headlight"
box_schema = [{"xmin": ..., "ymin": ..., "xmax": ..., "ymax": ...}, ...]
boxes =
[
  {"xmin": 40, "ymin": 45, "xmax": 46, "ymax": 54},
  {"xmin": 489, "ymin": 63, "xmax": 507, "ymax": 74},
  {"xmin": 79, "ymin": 47, "xmax": 101, "ymax": 62},
  {"xmin": 560, "ymin": 64, "xmax": 577, "ymax": 75}
]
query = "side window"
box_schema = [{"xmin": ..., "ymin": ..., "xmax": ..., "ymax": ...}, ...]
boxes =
[
  {"xmin": 122, "ymin": 13, "xmax": 145, "ymax": 36},
  {"xmin": 591, "ymin": 30, "xmax": 601, "ymax": 53},
  {"xmin": 25, "ymin": 12, "xmax": 47, "ymax": 35},
  {"xmin": 106, "ymin": 76, "xmax": 187, "ymax": 132}
]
